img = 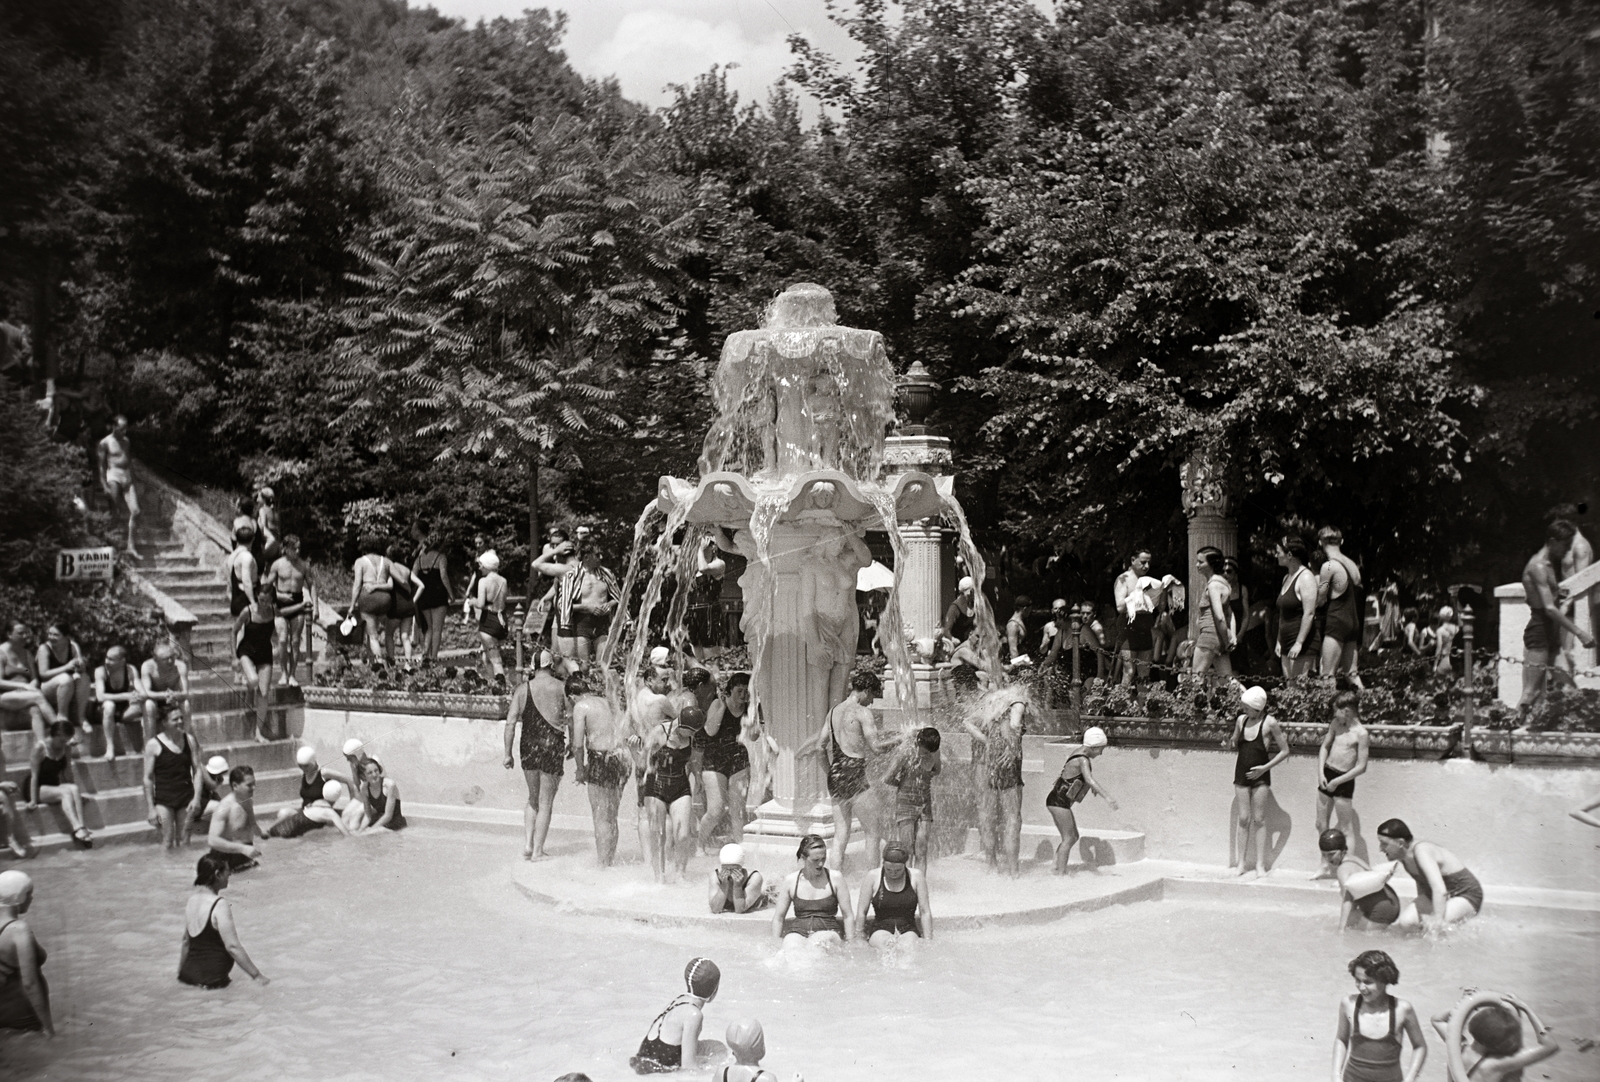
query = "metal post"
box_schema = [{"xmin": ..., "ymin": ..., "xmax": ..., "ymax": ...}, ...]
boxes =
[
  {"xmin": 1070, "ymin": 608, "xmax": 1083, "ymax": 722},
  {"xmin": 513, "ymin": 602, "xmax": 526, "ymax": 675},
  {"xmin": 1460, "ymin": 605, "xmax": 1475, "ymax": 759}
]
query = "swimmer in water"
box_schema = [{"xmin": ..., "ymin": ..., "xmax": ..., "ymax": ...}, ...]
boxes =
[
  {"xmin": 631, "ymin": 957, "xmax": 721, "ymax": 1074},
  {"xmin": 1332, "ymin": 949, "xmax": 1427, "ymax": 1082},
  {"xmin": 856, "ymin": 843, "xmax": 931, "ymax": 954},
  {"xmin": 1375, "ymin": 818, "xmax": 1482, "ymax": 928},
  {"xmin": 773, "ymin": 834, "xmax": 853, "ymax": 950},
  {"xmin": 1429, "ymin": 992, "xmax": 1559, "ymax": 1082},
  {"xmin": 1320, "ymin": 829, "xmax": 1419, "ymax": 932},
  {"xmin": 708, "ymin": 844, "xmax": 768, "ymax": 914},
  {"xmin": 715, "ymin": 1018, "xmax": 789, "ymax": 1082}
]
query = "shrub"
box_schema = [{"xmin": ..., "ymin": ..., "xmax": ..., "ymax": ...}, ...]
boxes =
[{"xmin": 0, "ymin": 581, "xmax": 163, "ymax": 664}]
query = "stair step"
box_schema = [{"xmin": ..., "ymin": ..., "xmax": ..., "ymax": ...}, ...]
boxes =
[
  {"xmin": 144, "ymin": 568, "xmax": 224, "ymax": 586},
  {"xmin": 14, "ymin": 769, "xmax": 302, "ymax": 834}
]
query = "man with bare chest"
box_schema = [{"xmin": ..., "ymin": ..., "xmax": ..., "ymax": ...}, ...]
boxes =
[
  {"xmin": 266, "ymin": 534, "xmax": 310, "ymax": 685},
  {"xmin": 804, "ymin": 670, "xmax": 898, "ymax": 873},
  {"xmin": 97, "ymin": 415, "xmax": 140, "ymax": 556},
  {"xmin": 207, "ymin": 766, "xmax": 267, "ymax": 871},
  {"xmin": 571, "ymin": 672, "xmax": 628, "ymax": 866},
  {"xmin": 1520, "ymin": 519, "xmax": 1594, "ymax": 721},
  {"xmin": 1314, "ymin": 688, "xmax": 1369, "ymax": 878}
]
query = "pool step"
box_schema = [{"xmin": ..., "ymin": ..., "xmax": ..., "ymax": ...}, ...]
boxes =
[
  {"xmin": 10, "ymin": 799, "xmax": 302, "ymax": 858},
  {"xmin": 10, "ymin": 768, "xmax": 302, "ymax": 835}
]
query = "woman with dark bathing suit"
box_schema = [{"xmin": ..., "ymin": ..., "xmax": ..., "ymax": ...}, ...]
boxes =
[
  {"xmin": 773, "ymin": 834, "xmax": 852, "ymax": 950},
  {"xmin": 0, "ymin": 870, "xmax": 53, "ymax": 1034},
  {"xmin": 856, "ymin": 843, "xmax": 931, "ymax": 953},
  {"xmin": 178, "ymin": 853, "xmax": 268, "ymax": 989},
  {"xmin": 631, "ymin": 957, "xmax": 721, "ymax": 1074}
]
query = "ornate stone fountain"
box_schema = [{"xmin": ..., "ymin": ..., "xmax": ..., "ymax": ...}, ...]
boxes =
[{"xmin": 655, "ymin": 283, "xmax": 944, "ymax": 841}]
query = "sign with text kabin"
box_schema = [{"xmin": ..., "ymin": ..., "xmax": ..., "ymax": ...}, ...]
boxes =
[{"xmin": 56, "ymin": 547, "xmax": 116, "ymax": 582}]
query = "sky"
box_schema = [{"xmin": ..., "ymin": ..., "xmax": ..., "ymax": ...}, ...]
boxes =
[{"xmin": 425, "ymin": 0, "xmax": 859, "ymax": 108}]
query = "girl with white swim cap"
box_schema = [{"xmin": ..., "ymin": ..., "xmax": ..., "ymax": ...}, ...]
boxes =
[
  {"xmin": 708, "ymin": 844, "xmax": 768, "ymax": 914},
  {"xmin": 1044, "ymin": 726, "xmax": 1119, "ymax": 875}
]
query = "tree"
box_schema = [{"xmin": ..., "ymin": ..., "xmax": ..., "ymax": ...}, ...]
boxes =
[{"xmin": 339, "ymin": 111, "xmax": 696, "ymax": 591}]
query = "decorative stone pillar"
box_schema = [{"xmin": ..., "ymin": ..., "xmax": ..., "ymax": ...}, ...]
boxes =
[
  {"xmin": 884, "ymin": 433, "xmax": 955, "ymax": 709},
  {"xmin": 1182, "ymin": 450, "xmax": 1237, "ymax": 642}
]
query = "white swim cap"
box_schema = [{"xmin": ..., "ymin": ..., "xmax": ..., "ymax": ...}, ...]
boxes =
[
  {"xmin": 321, "ymin": 780, "xmax": 345, "ymax": 804},
  {"xmin": 649, "ymin": 645, "xmax": 670, "ymax": 666},
  {"xmin": 1242, "ymin": 686, "xmax": 1269, "ymax": 712},
  {"xmin": 1438, "ymin": 606, "xmax": 1454, "ymax": 620},
  {"xmin": 1052, "ymin": 598, "xmax": 1068, "ymax": 610},
  {"xmin": 538, "ymin": 649, "xmax": 555, "ymax": 670},
  {"xmin": 719, "ymin": 844, "xmax": 744, "ymax": 865},
  {"xmin": 295, "ymin": 746, "xmax": 317, "ymax": 766},
  {"xmin": 342, "ymin": 738, "xmax": 365, "ymax": 756},
  {"xmin": 1083, "ymin": 726, "xmax": 1107, "ymax": 748},
  {"xmin": 477, "ymin": 549, "xmax": 500, "ymax": 571},
  {"xmin": 0, "ymin": 870, "xmax": 32, "ymax": 906},
  {"xmin": 725, "ymin": 1018, "xmax": 766, "ymax": 1062},
  {"xmin": 958, "ymin": 576, "xmax": 974, "ymax": 592},
  {"xmin": 205, "ymin": 755, "xmax": 229, "ymax": 775}
]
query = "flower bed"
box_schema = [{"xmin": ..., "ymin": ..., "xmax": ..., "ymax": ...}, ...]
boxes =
[
  {"xmin": 1074, "ymin": 715, "xmax": 1465, "ymax": 760},
  {"xmin": 301, "ymin": 686, "xmax": 509, "ymax": 719},
  {"xmin": 307, "ymin": 657, "xmax": 509, "ymax": 718}
]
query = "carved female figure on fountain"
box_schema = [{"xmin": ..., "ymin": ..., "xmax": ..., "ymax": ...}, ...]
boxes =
[
  {"xmin": 805, "ymin": 366, "xmax": 844, "ymax": 471},
  {"xmin": 802, "ymin": 521, "xmax": 872, "ymax": 711}
]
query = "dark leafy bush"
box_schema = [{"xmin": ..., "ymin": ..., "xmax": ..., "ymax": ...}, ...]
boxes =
[{"xmin": 0, "ymin": 581, "xmax": 163, "ymax": 664}]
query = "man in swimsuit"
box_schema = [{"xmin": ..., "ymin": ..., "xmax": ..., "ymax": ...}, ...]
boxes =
[
  {"xmin": 97, "ymin": 414, "xmax": 140, "ymax": 556},
  {"xmin": 1545, "ymin": 503, "xmax": 1596, "ymax": 676},
  {"xmin": 569, "ymin": 671, "xmax": 628, "ymax": 866},
  {"xmin": 93, "ymin": 645, "xmax": 146, "ymax": 761},
  {"xmin": 1519, "ymin": 519, "xmax": 1594, "ymax": 722},
  {"xmin": 226, "ymin": 524, "xmax": 259, "ymax": 619},
  {"xmin": 530, "ymin": 540, "xmax": 580, "ymax": 659},
  {"xmin": 630, "ymin": 666, "xmax": 681, "ymax": 862},
  {"xmin": 265, "ymin": 534, "xmax": 310, "ymax": 685},
  {"xmin": 1376, "ymin": 818, "xmax": 1483, "ymax": 927},
  {"xmin": 503, "ymin": 650, "xmax": 568, "ymax": 861},
  {"xmin": 140, "ymin": 641, "xmax": 192, "ymax": 742},
  {"xmin": 804, "ymin": 670, "xmax": 897, "ymax": 874},
  {"xmin": 0, "ymin": 623, "xmax": 56, "ymax": 745},
  {"xmin": 143, "ymin": 702, "xmax": 202, "ymax": 848},
  {"xmin": 1315, "ymin": 688, "xmax": 1370, "ymax": 879},
  {"xmin": 208, "ymin": 766, "xmax": 267, "ymax": 871},
  {"xmin": 1317, "ymin": 527, "xmax": 1365, "ymax": 689},
  {"xmin": 569, "ymin": 548, "xmax": 621, "ymax": 661}
]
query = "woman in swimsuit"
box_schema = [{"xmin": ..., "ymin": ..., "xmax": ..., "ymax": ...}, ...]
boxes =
[
  {"xmin": 643, "ymin": 712, "xmax": 697, "ymax": 882},
  {"xmin": 411, "ymin": 531, "xmax": 454, "ymax": 660},
  {"xmin": 0, "ymin": 870, "xmax": 53, "ymax": 1034},
  {"xmin": 1, "ymin": 623, "xmax": 58, "ymax": 744},
  {"xmin": 1332, "ymin": 950, "xmax": 1427, "ymax": 1082},
  {"xmin": 630, "ymin": 957, "xmax": 721, "ymax": 1074},
  {"xmin": 383, "ymin": 542, "xmax": 418, "ymax": 661},
  {"xmin": 27, "ymin": 722, "xmax": 91, "ymax": 847},
  {"xmin": 1044, "ymin": 726, "xmax": 1119, "ymax": 874},
  {"xmin": 856, "ymin": 843, "xmax": 931, "ymax": 953},
  {"xmin": 772, "ymin": 834, "xmax": 853, "ymax": 949},
  {"xmin": 1375, "ymin": 819, "xmax": 1483, "ymax": 927},
  {"xmin": 35, "ymin": 624, "xmax": 85, "ymax": 724},
  {"xmin": 144, "ymin": 706, "xmax": 202, "ymax": 849},
  {"xmin": 1274, "ymin": 535, "xmax": 1319, "ymax": 681},
  {"xmin": 1229, "ymin": 686, "xmax": 1288, "ymax": 878},
  {"xmin": 178, "ymin": 852, "xmax": 268, "ymax": 989},
  {"xmin": 354, "ymin": 758, "xmax": 406, "ymax": 834},
  {"xmin": 466, "ymin": 551, "xmax": 508, "ymax": 680},
  {"xmin": 698, "ymin": 672, "xmax": 753, "ymax": 851},
  {"xmin": 234, "ymin": 582, "xmax": 277, "ymax": 742},
  {"xmin": 348, "ymin": 534, "xmax": 394, "ymax": 661}
]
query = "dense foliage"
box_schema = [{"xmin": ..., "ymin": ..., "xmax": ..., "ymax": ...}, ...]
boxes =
[{"xmin": 1, "ymin": 0, "xmax": 1592, "ymax": 605}]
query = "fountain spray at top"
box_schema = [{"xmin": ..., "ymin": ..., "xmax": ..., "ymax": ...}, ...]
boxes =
[{"xmin": 698, "ymin": 283, "xmax": 897, "ymax": 483}]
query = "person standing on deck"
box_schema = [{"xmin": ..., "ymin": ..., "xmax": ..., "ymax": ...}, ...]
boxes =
[
  {"xmin": 1274, "ymin": 536, "xmax": 1319, "ymax": 682},
  {"xmin": 802, "ymin": 670, "xmax": 897, "ymax": 875},
  {"xmin": 1228, "ymin": 686, "xmax": 1289, "ymax": 878},
  {"xmin": 265, "ymin": 534, "xmax": 310, "ymax": 685},
  {"xmin": 1316, "ymin": 528, "xmax": 1365, "ymax": 690},
  {"xmin": 1314, "ymin": 689, "xmax": 1370, "ymax": 879},
  {"xmin": 1545, "ymin": 504, "xmax": 1595, "ymax": 676},
  {"xmin": 503, "ymin": 651, "xmax": 568, "ymax": 861},
  {"xmin": 1519, "ymin": 519, "xmax": 1593, "ymax": 722},
  {"xmin": 1192, "ymin": 548, "xmax": 1235, "ymax": 681}
]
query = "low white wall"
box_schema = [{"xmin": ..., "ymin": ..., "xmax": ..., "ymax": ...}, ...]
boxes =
[{"xmin": 301, "ymin": 708, "xmax": 1600, "ymax": 893}]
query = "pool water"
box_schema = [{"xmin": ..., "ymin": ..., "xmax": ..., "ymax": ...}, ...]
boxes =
[{"xmin": 3, "ymin": 829, "xmax": 1597, "ymax": 1081}]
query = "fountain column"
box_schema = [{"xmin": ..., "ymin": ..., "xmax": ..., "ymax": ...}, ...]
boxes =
[{"xmin": 1182, "ymin": 451, "xmax": 1236, "ymax": 642}]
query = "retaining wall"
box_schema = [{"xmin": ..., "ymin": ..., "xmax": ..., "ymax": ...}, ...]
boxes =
[{"xmin": 298, "ymin": 708, "xmax": 1600, "ymax": 893}]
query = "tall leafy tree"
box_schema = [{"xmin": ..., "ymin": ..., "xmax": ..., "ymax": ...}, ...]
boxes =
[{"xmin": 339, "ymin": 111, "xmax": 696, "ymax": 589}]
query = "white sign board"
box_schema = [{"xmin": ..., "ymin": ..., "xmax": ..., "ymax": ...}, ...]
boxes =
[{"xmin": 56, "ymin": 547, "xmax": 116, "ymax": 582}]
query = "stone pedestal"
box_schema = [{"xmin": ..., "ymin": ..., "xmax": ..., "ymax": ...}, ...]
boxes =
[
  {"xmin": 1495, "ymin": 580, "xmax": 1599, "ymax": 706},
  {"xmin": 1181, "ymin": 452, "xmax": 1236, "ymax": 642},
  {"xmin": 883, "ymin": 434, "xmax": 955, "ymax": 653}
]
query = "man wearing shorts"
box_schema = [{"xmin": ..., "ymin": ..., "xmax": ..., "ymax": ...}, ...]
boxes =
[
  {"xmin": 503, "ymin": 651, "xmax": 568, "ymax": 861},
  {"xmin": 570, "ymin": 670, "xmax": 628, "ymax": 867},
  {"xmin": 807, "ymin": 670, "xmax": 897, "ymax": 874},
  {"xmin": 97, "ymin": 414, "xmax": 139, "ymax": 556},
  {"xmin": 1520, "ymin": 519, "xmax": 1594, "ymax": 722},
  {"xmin": 1316, "ymin": 527, "xmax": 1364, "ymax": 689},
  {"xmin": 265, "ymin": 534, "xmax": 310, "ymax": 685},
  {"xmin": 1313, "ymin": 688, "xmax": 1369, "ymax": 879},
  {"xmin": 568, "ymin": 549, "xmax": 621, "ymax": 661},
  {"xmin": 1376, "ymin": 818, "xmax": 1483, "ymax": 927},
  {"xmin": 93, "ymin": 645, "xmax": 146, "ymax": 761}
]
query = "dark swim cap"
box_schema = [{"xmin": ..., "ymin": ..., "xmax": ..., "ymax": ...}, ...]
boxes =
[
  {"xmin": 677, "ymin": 706, "xmax": 707, "ymax": 732},
  {"xmin": 1318, "ymin": 829, "xmax": 1348, "ymax": 853},
  {"xmin": 684, "ymin": 957, "xmax": 720, "ymax": 997},
  {"xmin": 882, "ymin": 844, "xmax": 909, "ymax": 864}
]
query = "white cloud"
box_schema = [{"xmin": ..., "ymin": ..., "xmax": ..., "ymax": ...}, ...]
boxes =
[{"xmin": 583, "ymin": 9, "xmax": 796, "ymax": 105}]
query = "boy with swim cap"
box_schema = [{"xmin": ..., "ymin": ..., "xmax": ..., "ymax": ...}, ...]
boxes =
[
  {"xmin": 708, "ymin": 843, "xmax": 768, "ymax": 914},
  {"xmin": 631, "ymin": 957, "xmax": 721, "ymax": 1074},
  {"xmin": 717, "ymin": 1019, "xmax": 783, "ymax": 1082}
]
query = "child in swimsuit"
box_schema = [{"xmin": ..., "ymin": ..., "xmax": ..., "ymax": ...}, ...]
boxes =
[
  {"xmin": 1333, "ymin": 950, "xmax": 1427, "ymax": 1082},
  {"xmin": 883, "ymin": 727, "xmax": 941, "ymax": 865},
  {"xmin": 1430, "ymin": 993, "xmax": 1559, "ymax": 1082},
  {"xmin": 716, "ymin": 1018, "xmax": 780, "ymax": 1082},
  {"xmin": 631, "ymin": 957, "xmax": 720, "ymax": 1074}
]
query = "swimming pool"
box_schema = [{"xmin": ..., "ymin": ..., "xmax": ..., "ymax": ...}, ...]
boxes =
[{"xmin": 4, "ymin": 829, "xmax": 1596, "ymax": 1081}]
